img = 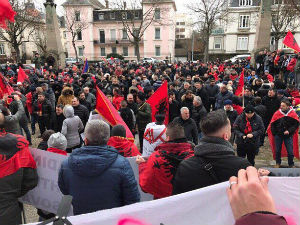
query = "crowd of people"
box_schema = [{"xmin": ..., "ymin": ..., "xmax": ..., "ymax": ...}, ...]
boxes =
[{"xmin": 0, "ymin": 48, "xmax": 299, "ymax": 225}]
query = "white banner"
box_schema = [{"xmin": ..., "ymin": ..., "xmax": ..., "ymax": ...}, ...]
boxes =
[
  {"xmin": 27, "ymin": 177, "xmax": 300, "ymax": 225},
  {"xmin": 20, "ymin": 149, "xmax": 152, "ymax": 215}
]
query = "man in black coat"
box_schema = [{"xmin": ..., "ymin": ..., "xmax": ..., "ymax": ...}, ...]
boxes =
[
  {"xmin": 52, "ymin": 104, "xmax": 65, "ymax": 132},
  {"xmin": 194, "ymin": 81, "xmax": 210, "ymax": 112},
  {"xmin": 192, "ymin": 96, "xmax": 207, "ymax": 139},
  {"xmin": 205, "ymin": 79, "xmax": 219, "ymax": 111},
  {"xmin": 223, "ymin": 100, "xmax": 238, "ymax": 145},
  {"xmin": 262, "ymin": 89, "xmax": 281, "ymax": 128},
  {"xmin": 119, "ymin": 100, "xmax": 134, "ymax": 132},
  {"xmin": 172, "ymin": 110, "xmax": 251, "ymax": 195},
  {"xmin": 173, "ymin": 107, "xmax": 198, "ymax": 145},
  {"xmin": 168, "ymin": 91, "xmax": 180, "ymax": 123},
  {"xmin": 71, "ymin": 97, "xmax": 90, "ymax": 127}
]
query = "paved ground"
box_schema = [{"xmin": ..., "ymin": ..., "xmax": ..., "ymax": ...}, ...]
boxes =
[{"xmin": 22, "ymin": 131, "xmax": 299, "ymax": 224}]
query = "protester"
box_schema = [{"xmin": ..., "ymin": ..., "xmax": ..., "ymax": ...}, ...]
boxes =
[
  {"xmin": 107, "ymin": 125, "xmax": 140, "ymax": 157},
  {"xmin": 119, "ymin": 100, "xmax": 135, "ymax": 132},
  {"xmin": 172, "ymin": 110, "xmax": 251, "ymax": 195},
  {"xmin": 57, "ymin": 85, "xmax": 74, "ymax": 106},
  {"xmin": 47, "ymin": 132, "xmax": 68, "ymax": 156},
  {"xmin": 37, "ymin": 129, "xmax": 55, "ymax": 150},
  {"xmin": 137, "ymin": 122, "xmax": 194, "ymax": 199},
  {"xmin": 83, "ymin": 86, "xmax": 96, "ymax": 109},
  {"xmin": 58, "ymin": 120, "xmax": 140, "ymax": 215},
  {"xmin": 71, "ymin": 97, "xmax": 89, "ymax": 127},
  {"xmin": 223, "ymin": 99, "xmax": 238, "ymax": 144},
  {"xmin": 52, "ymin": 104, "xmax": 65, "ymax": 132},
  {"xmin": 192, "ymin": 96, "xmax": 207, "ymax": 140}
]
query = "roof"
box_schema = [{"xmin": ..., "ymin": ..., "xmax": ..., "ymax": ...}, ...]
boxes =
[{"xmin": 62, "ymin": 0, "xmax": 104, "ymax": 9}]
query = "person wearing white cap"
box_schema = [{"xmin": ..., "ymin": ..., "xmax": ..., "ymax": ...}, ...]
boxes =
[{"xmin": 47, "ymin": 132, "xmax": 68, "ymax": 156}]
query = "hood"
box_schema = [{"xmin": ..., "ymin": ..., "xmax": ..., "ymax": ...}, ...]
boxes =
[
  {"xmin": 63, "ymin": 105, "xmax": 74, "ymax": 118},
  {"xmin": 194, "ymin": 136, "xmax": 234, "ymax": 158},
  {"xmin": 68, "ymin": 145, "xmax": 118, "ymax": 177},
  {"xmin": 62, "ymin": 87, "xmax": 74, "ymax": 96}
]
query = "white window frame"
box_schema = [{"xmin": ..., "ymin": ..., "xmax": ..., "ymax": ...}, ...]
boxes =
[
  {"xmin": 78, "ymin": 47, "xmax": 84, "ymax": 57},
  {"xmin": 0, "ymin": 44, "xmax": 5, "ymax": 55},
  {"xmin": 110, "ymin": 29, "xmax": 116, "ymax": 41},
  {"xmin": 239, "ymin": 0, "xmax": 252, "ymax": 6},
  {"xmin": 101, "ymin": 47, "xmax": 106, "ymax": 56},
  {"xmin": 237, "ymin": 37, "xmax": 248, "ymax": 50},
  {"xmin": 155, "ymin": 45, "xmax": 161, "ymax": 56},
  {"xmin": 214, "ymin": 37, "xmax": 222, "ymax": 49},
  {"xmin": 77, "ymin": 31, "xmax": 82, "ymax": 40},
  {"xmin": 155, "ymin": 27, "xmax": 161, "ymax": 40},
  {"xmin": 122, "ymin": 29, "xmax": 128, "ymax": 39},
  {"xmin": 154, "ymin": 8, "xmax": 160, "ymax": 20},
  {"xmin": 75, "ymin": 11, "xmax": 80, "ymax": 21},
  {"xmin": 63, "ymin": 31, "xmax": 67, "ymax": 39},
  {"xmin": 122, "ymin": 12, "xmax": 127, "ymax": 20},
  {"xmin": 123, "ymin": 46, "xmax": 128, "ymax": 56},
  {"xmin": 273, "ymin": 0, "xmax": 283, "ymax": 4},
  {"xmin": 239, "ymin": 15, "xmax": 250, "ymax": 29},
  {"xmin": 99, "ymin": 30, "xmax": 105, "ymax": 43},
  {"xmin": 98, "ymin": 13, "xmax": 104, "ymax": 20}
]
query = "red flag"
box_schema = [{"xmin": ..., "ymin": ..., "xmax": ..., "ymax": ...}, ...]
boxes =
[
  {"xmin": 235, "ymin": 69, "xmax": 244, "ymax": 97},
  {"xmin": 283, "ymin": 31, "xmax": 300, "ymax": 53},
  {"xmin": 146, "ymin": 81, "xmax": 169, "ymax": 125},
  {"xmin": 17, "ymin": 66, "xmax": 29, "ymax": 83},
  {"xmin": 95, "ymin": 86, "xmax": 134, "ymax": 141},
  {"xmin": 267, "ymin": 108, "xmax": 299, "ymax": 160},
  {"xmin": 0, "ymin": 73, "xmax": 13, "ymax": 99},
  {"xmin": 0, "ymin": 0, "xmax": 17, "ymax": 29}
]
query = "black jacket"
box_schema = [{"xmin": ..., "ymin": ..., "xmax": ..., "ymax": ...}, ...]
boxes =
[
  {"xmin": 192, "ymin": 104, "xmax": 207, "ymax": 131},
  {"xmin": 33, "ymin": 99, "xmax": 53, "ymax": 123},
  {"xmin": 254, "ymin": 104, "xmax": 267, "ymax": 125},
  {"xmin": 73, "ymin": 104, "xmax": 89, "ymax": 127},
  {"xmin": 194, "ymin": 87, "xmax": 210, "ymax": 111},
  {"xmin": 205, "ymin": 84, "xmax": 219, "ymax": 99},
  {"xmin": 271, "ymin": 112, "xmax": 299, "ymax": 137},
  {"xmin": 262, "ymin": 95, "xmax": 281, "ymax": 123},
  {"xmin": 52, "ymin": 113, "xmax": 65, "ymax": 132},
  {"xmin": 173, "ymin": 117, "xmax": 198, "ymax": 144},
  {"xmin": 225, "ymin": 109, "xmax": 238, "ymax": 127},
  {"xmin": 172, "ymin": 136, "xmax": 251, "ymax": 195},
  {"xmin": 119, "ymin": 107, "xmax": 134, "ymax": 131},
  {"xmin": 169, "ymin": 100, "xmax": 180, "ymax": 122}
]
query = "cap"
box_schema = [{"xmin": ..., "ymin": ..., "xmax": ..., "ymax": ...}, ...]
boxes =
[
  {"xmin": 224, "ymin": 99, "xmax": 233, "ymax": 106},
  {"xmin": 47, "ymin": 132, "xmax": 68, "ymax": 150},
  {"xmin": 244, "ymin": 105, "xmax": 255, "ymax": 114}
]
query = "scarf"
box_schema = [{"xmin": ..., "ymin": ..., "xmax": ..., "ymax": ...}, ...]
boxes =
[{"xmin": 244, "ymin": 117, "xmax": 252, "ymax": 134}]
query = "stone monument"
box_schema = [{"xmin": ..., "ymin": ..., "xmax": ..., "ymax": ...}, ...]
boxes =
[
  {"xmin": 44, "ymin": 0, "xmax": 65, "ymax": 68},
  {"xmin": 252, "ymin": 0, "xmax": 272, "ymax": 63}
]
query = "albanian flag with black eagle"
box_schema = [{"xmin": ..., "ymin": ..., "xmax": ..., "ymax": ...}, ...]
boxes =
[{"xmin": 283, "ymin": 31, "xmax": 300, "ymax": 53}]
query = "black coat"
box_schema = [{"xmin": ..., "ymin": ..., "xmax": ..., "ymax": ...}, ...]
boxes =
[
  {"xmin": 169, "ymin": 100, "xmax": 180, "ymax": 122},
  {"xmin": 119, "ymin": 107, "xmax": 134, "ymax": 131},
  {"xmin": 172, "ymin": 136, "xmax": 251, "ymax": 195},
  {"xmin": 225, "ymin": 109, "xmax": 238, "ymax": 127},
  {"xmin": 271, "ymin": 112, "xmax": 299, "ymax": 137},
  {"xmin": 192, "ymin": 104, "xmax": 207, "ymax": 131},
  {"xmin": 127, "ymin": 102, "xmax": 138, "ymax": 115},
  {"xmin": 262, "ymin": 95, "xmax": 281, "ymax": 123},
  {"xmin": 254, "ymin": 104, "xmax": 267, "ymax": 125},
  {"xmin": 205, "ymin": 84, "xmax": 219, "ymax": 98},
  {"xmin": 52, "ymin": 113, "xmax": 65, "ymax": 132},
  {"xmin": 181, "ymin": 98, "xmax": 194, "ymax": 115},
  {"xmin": 73, "ymin": 104, "xmax": 89, "ymax": 127},
  {"xmin": 173, "ymin": 117, "xmax": 198, "ymax": 144},
  {"xmin": 194, "ymin": 88, "xmax": 210, "ymax": 111}
]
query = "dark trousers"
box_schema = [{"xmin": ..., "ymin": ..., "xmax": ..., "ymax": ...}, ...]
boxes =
[
  {"xmin": 275, "ymin": 135, "xmax": 294, "ymax": 166},
  {"xmin": 208, "ymin": 99, "xmax": 216, "ymax": 111},
  {"xmin": 138, "ymin": 129, "xmax": 145, "ymax": 153},
  {"xmin": 38, "ymin": 116, "xmax": 50, "ymax": 135},
  {"xmin": 20, "ymin": 124, "xmax": 32, "ymax": 143},
  {"xmin": 31, "ymin": 113, "xmax": 38, "ymax": 133},
  {"xmin": 237, "ymin": 144, "xmax": 256, "ymax": 166}
]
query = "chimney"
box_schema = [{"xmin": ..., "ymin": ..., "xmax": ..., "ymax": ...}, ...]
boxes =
[
  {"xmin": 123, "ymin": 1, "xmax": 127, "ymax": 9},
  {"xmin": 105, "ymin": 0, "xmax": 109, "ymax": 9}
]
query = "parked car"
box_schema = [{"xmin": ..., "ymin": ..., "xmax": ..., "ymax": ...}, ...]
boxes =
[
  {"xmin": 65, "ymin": 57, "xmax": 84, "ymax": 65},
  {"xmin": 225, "ymin": 54, "xmax": 251, "ymax": 63},
  {"xmin": 143, "ymin": 57, "xmax": 156, "ymax": 64}
]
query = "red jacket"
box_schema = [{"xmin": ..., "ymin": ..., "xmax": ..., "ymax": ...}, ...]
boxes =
[
  {"xmin": 112, "ymin": 95, "xmax": 124, "ymax": 110},
  {"xmin": 139, "ymin": 140, "xmax": 194, "ymax": 199},
  {"xmin": 25, "ymin": 92, "xmax": 33, "ymax": 114},
  {"xmin": 287, "ymin": 58, "xmax": 297, "ymax": 72},
  {"xmin": 107, "ymin": 136, "xmax": 140, "ymax": 157},
  {"xmin": 235, "ymin": 212, "xmax": 287, "ymax": 225}
]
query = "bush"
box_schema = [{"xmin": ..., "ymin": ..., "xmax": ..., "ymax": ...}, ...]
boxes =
[{"xmin": 106, "ymin": 53, "xmax": 124, "ymax": 60}]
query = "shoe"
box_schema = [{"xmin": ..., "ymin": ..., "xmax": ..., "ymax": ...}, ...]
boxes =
[
  {"xmin": 289, "ymin": 165, "xmax": 296, "ymax": 168},
  {"xmin": 274, "ymin": 164, "xmax": 280, "ymax": 168}
]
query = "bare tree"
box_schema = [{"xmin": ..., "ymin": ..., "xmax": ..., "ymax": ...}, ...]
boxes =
[
  {"xmin": 271, "ymin": 3, "xmax": 299, "ymax": 50},
  {"xmin": 286, "ymin": 0, "xmax": 300, "ymax": 14},
  {"xmin": 64, "ymin": 6, "xmax": 89, "ymax": 61},
  {"xmin": 113, "ymin": 0, "xmax": 168, "ymax": 62},
  {"xmin": 34, "ymin": 26, "xmax": 47, "ymax": 57},
  {"xmin": 0, "ymin": 0, "xmax": 41, "ymax": 63},
  {"xmin": 187, "ymin": 0, "xmax": 227, "ymax": 62}
]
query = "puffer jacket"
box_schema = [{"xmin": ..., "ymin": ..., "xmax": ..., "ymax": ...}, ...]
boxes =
[
  {"xmin": 57, "ymin": 87, "xmax": 74, "ymax": 106},
  {"xmin": 4, "ymin": 100, "xmax": 24, "ymax": 135},
  {"xmin": 58, "ymin": 145, "xmax": 140, "ymax": 215},
  {"xmin": 61, "ymin": 106, "xmax": 84, "ymax": 148}
]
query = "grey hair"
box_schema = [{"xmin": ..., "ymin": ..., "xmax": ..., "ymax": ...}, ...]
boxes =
[
  {"xmin": 184, "ymin": 82, "xmax": 190, "ymax": 86},
  {"xmin": 180, "ymin": 107, "xmax": 189, "ymax": 114},
  {"xmin": 194, "ymin": 96, "xmax": 202, "ymax": 105},
  {"xmin": 84, "ymin": 120, "xmax": 110, "ymax": 145}
]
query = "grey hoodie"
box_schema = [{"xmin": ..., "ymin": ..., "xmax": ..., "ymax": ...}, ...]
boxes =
[{"xmin": 61, "ymin": 105, "xmax": 84, "ymax": 148}]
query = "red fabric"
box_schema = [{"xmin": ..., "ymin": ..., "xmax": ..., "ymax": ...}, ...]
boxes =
[
  {"xmin": 107, "ymin": 136, "xmax": 141, "ymax": 157},
  {"xmin": 112, "ymin": 95, "xmax": 124, "ymax": 111},
  {"xmin": 230, "ymin": 74, "xmax": 238, "ymax": 81},
  {"xmin": 115, "ymin": 69, "xmax": 123, "ymax": 77},
  {"xmin": 17, "ymin": 66, "xmax": 29, "ymax": 83},
  {"xmin": 137, "ymin": 85, "xmax": 144, "ymax": 92},
  {"xmin": 283, "ymin": 31, "xmax": 300, "ymax": 52},
  {"xmin": 233, "ymin": 104, "xmax": 243, "ymax": 115},
  {"xmin": 235, "ymin": 213, "xmax": 288, "ymax": 225},
  {"xmin": 267, "ymin": 74, "xmax": 274, "ymax": 83},
  {"xmin": 294, "ymin": 98, "xmax": 300, "ymax": 106},
  {"xmin": 0, "ymin": 0, "xmax": 17, "ymax": 29},
  {"xmin": 213, "ymin": 72, "xmax": 218, "ymax": 80},
  {"xmin": 219, "ymin": 64, "xmax": 224, "ymax": 72},
  {"xmin": 0, "ymin": 73, "xmax": 13, "ymax": 99},
  {"xmin": 96, "ymin": 86, "xmax": 134, "ymax": 141},
  {"xmin": 139, "ymin": 142, "xmax": 194, "ymax": 199},
  {"xmin": 267, "ymin": 109, "xmax": 299, "ymax": 160},
  {"xmin": 274, "ymin": 55, "xmax": 280, "ymax": 66},
  {"xmin": 244, "ymin": 117, "xmax": 252, "ymax": 134},
  {"xmin": 47, "ymin": 148, "xmax": 67, "ymax": 156},
  {"xmin": 146, "ymin": 81, "xmax": 169, "ymax": 125},
  {"xmin": 235, "ymin": 69, "xmax": 244, "ymax": 96},
  {"xmin": 0, "ymin": 133, "xmax": 36, "ymax": 178},
  {"xmin": 25, "ymin": 92, "xmax": 33, "ymax": 114},
  {"xmin": 288, "ymin": 89, "xmax": 300, "ymax": 98},
  {"xmin": 287, "ymin": 58, "xmax": 297, "ymax": 72}
]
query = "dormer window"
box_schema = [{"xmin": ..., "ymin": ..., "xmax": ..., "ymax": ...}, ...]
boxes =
[{"xmin": 239, "ymin": 0, "xmax": 252, "ymax": 6}]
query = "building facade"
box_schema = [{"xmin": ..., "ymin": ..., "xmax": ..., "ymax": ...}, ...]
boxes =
[
  {"xmin": 209, "ymin": 0, "xmax": 300, "ymax": 58},
  {"xmin": 63, "ymin": 0, "xmax": 176, "ymax": 61},
  {"xmin": 175, "ymin": 13, "xmax": 193, "ymax": 40}
]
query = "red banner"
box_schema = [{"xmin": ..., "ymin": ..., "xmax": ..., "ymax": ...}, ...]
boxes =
[
  {"xmin": 283, "ymin": 31, "xmax": 300, "ymax": 53},
  {"xmin": 95, "ymin": 86, "xmax": 134, "ymax": 141},
  {"xmin": 235, "ymin": 69, "xmax": 244, "ymax": 97},
  {"xmin": 146, "ymin": 81, "xmax": 169, "ymax": 124},
  {"xmin": 0, "ymin": 73, "xmax": 13, "ymax": 99},
  {"xmin": 17, "ymin": 66, "xmax": 29, "ymax": 83},
  {"xmin": 0, "ymin": 0, "xmax": 17, "ymax": 29}
]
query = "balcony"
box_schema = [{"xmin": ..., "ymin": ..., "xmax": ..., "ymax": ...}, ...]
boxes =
[{"xmin": 94, "ymin": 38, "xmax": 140, "ymax": 45}]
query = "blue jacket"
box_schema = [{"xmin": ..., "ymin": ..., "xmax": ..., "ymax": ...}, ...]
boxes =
[
  {"xmin": 215, "ymin": 91, "xmax": 233, "ymax": 109},
  {"xmin": 58, "ymin": 145, "xmax": 140, "ymax": 215}
]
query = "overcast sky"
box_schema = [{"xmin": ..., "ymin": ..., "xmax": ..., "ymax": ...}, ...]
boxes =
[{"xmin": 33, "ymin": 0, "xmax": 189, "ymax": 15}]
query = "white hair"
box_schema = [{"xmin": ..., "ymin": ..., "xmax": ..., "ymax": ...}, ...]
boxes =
[
  {"xmin": 84, "ymin": 120, "xmax": 110, "ymax": 145},
  {"xmin": 180, "ymin": 107, "xmax": 189, "ymax": 114},
  {"xmin": 194, "ymin": 96, "xmax": 202, "ymax": 105}
]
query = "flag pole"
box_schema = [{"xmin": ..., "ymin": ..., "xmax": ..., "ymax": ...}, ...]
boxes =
[{"xmin": 242, "ymin": 87, "xmax": 245, "ymax": 108}]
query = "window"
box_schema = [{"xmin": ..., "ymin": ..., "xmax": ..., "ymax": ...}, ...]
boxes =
[
  {"xmin": 180, "ymin": 22, "xmax": 185, "ymax": 25},
  {"xmin": 175, "ymin": 28, "xmax": 179, "ymax": 33},
  {"xmin": 101, "ymin": 47, "xmax": 106, "ymax": 56},
  {"xmin": 180, "ymin": 28, "xmax": 185, "ymax": 32},
  {"xmin": 134, "ymin": 11, "xmax": 139, "ymax": 19},
  {"xmin": 270, "ymin": 36, "xmax": 275, "ymax": 46},
  {"xmin": 0, "ymin": 44, "xmax": 5, "ymax": 55},
  {"xmin": 75, "ymin": 11, "xmax": 80, "ymax": 21},
  {"xmin": 110, "ymin": 12, "xmax": 115, "ymax": 19},
  {"xmin": 239, "ymin": 15, "xmax": 250, "ymax": 28},
  {"xmin": 155, "ymin": 46, "xmax": 161, "ymax": 56},
  {"xmin": 122, "ymin": 12, "xmax": 127, "ymax": 20},
  {"xmin": 176, "ymin": 22, "xmax": 180, "ymax": 25},
  {"xmin": 78, "ymin": 47, "xmax": 84, "ymax": 56},
  {"xmin": 273, "ymin": 0, "xmax": 283, "ymax": 4},
  {"xmin": 112, "ymin": 46, "xmax": 117, "ymax": 54},
  {"xmin": 122, "ymin": 29, "xmax": 128, "ymax": 39},
  {"xmin": 77, "ymin": 31, "xmax": 82, "ymax": 40},
  {"xmin": 123, "ymin": 46, "xmax": 128, "ymax": 56},
  {"xmin": 154, "ymin": 8, "xmax": 160, "ymax": 20},
  {"xmin": 110, "ymin": 29, "xmax": 116, "ymax": 41},
  {"xmin": 239, "ymin": 0, "xmax": 252, "ymax": 6},
  {"xmin": 176, "ymin": 35, "xmax": 180, "ymax": 39},
  {"xmin": 180, "ymin": 35, "xmax": 185, "ymax": 38},
  {"xmin": 237, "ymin": 37, "xmax": 248, "ymax": 50},
  {"xmin": 133, "ymin": 28, "xmax": 139, "ymax": 37},
  {"xmin": 155, "ymin": 28, "xmax": 160, "ymax": 39},
  {"xmin": 99, "ymin": 30, "xmax": 105, "ymax": 43},
  {"xmin": 98, "ymin": 13, "xmax": 104, "ymax": 20},
  {"xmin": 63, "ymin": 31, "xmax": 67, "ymax": 39},
  {"xmin": 214, "ymin": 37, "xmax": 222, "ymax": 49}
]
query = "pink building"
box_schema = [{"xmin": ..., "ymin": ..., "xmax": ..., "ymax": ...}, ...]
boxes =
[{"xmin": 63, "ymin": 0, "xmax": 176, "ymax": 62}]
